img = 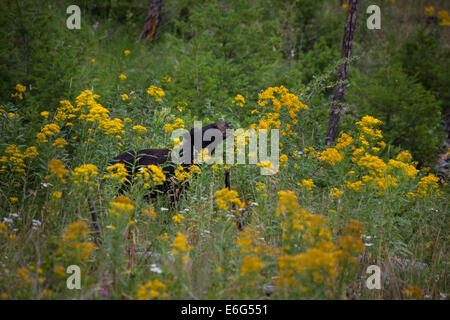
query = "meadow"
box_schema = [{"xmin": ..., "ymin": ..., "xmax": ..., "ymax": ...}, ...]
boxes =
[{"xmin": 0, "ymin": 0, "xmax": 448, "ymax": 300}]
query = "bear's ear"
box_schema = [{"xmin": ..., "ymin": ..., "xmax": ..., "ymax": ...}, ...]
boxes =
[{"xmin": 216, "ymin": 121, "xmax": 231, "ymax": 135}]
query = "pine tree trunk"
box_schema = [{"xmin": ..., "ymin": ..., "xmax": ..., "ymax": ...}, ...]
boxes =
[
  {"xmin": 325, "ymin": 0, "xmax": 359, "ymax": 146},
  {"xmin": 139, "ymin": 0, "xmax": 162, "ymax": 41}
]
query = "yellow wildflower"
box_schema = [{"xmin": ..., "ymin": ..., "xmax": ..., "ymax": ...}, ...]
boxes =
[
  {"xmin": 146, "ymin": 85, "xmax": 165, "ymax": 102},
  {"xmin": 71, "ymin": 164, "xmax": 98, "ymax": 184},
  {"xmin": 425, "ymin": 6, "xmax": 435, "ymax": 16},
  {"xmin": 232, "ymin": 94, "xmax": 246, "ymax": 107},
  {"xmin": 319, "ymin": 148, "xmax": 343, "ymax": 166},
  {"xmin": 331, "ymin": 187, "xmax": 343, "ymax": 198},
  {"xmin": 170, "ymin": 233, "xmax": 193, "ymax": 254},
  {"xmin": 52, "ymin": 138, "xmax": 68, "ymax": 149},
  {"xmin": 137, "ymin": 279, "xmax": 167, "ymax": 300},
  {"xmin": 47, "ymin": 159, "xmax": 69, "ymax": 183},
  {"xmin": 15, "ymin": 84, "xmax": 26, "ymax": 92},
  {"xmin": 172, "ymin": 214, "xmax": 184, "ymax": 224},
  {"xmin": 109, "ymin": 195, "xmax": 134, "ymax": 216},
  {"xmin": 132, "ymin": 125, "xmax": 147, "ymax": 134},
  {"xmin": 241, "ymin": 256, "xmax": 265, "ymax": 275},
  {"xmin": 214, "ymin": 188, "xmax": 244, "ymax": 211}
]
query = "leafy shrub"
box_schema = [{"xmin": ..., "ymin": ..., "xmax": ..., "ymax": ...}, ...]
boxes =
[{"xmin": 347, "ymin": 63, "xmax": 443, "ymax": 166}]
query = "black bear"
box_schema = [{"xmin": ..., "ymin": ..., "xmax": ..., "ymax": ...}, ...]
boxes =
[{"xmin": 109, "ymin": 121, "xmax": 231, "ymax": 204}]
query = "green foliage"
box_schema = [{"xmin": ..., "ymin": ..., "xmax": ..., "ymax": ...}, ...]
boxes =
[
  {"xmin": 397, "ymin": 28, "xmax": 450, "ymax": 114},
  {"xmin": 348, "ymin": 63, "xmax": 443, "ymax": 166}
]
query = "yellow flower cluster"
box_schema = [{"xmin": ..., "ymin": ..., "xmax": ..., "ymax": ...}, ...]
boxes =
[
  {"xmin": 395, "ymin": 150, "xmax": 413, "ymax": 163},
  {"xmin": 402, "ymin": 285, "xmax": 423, "ymax": 299},
  {"xmin": 47, "ymin": 159, "xmax": 69, "ymax": 183},
  {"xmin": 161, "ymin": 75, "xmax": 171, "ymax": 84},
  {"xmin": 276, "ymin": 190, "xmax": 299, "ymax": 214},
  {"xmin": 331, "ymin": 187, "xmax": 343, "ymax": 198},
  {"xmin": 276, "ymin": 192, "xmax": 364, "ymax": 293},
  {"xmin": 387, "ymin": 159, "xmax": 418, "ymax": 179},
  {"xmin": 214, "ymin": 188, "xmax": 244, "ymax": 211},
  {"xmin": 57, "ymin": 221, "xmax": 95, "ymax": 261},
  {"xmin": 164, "ymin": 118, "xmax": 184, "ymax": 132},
  {"xmin": 53, "ymin": 265, "xmax": 65, "ymax": 277},
  {"xmin": 146, "ymin": 85, "xmax": 165, "ymax": 102},
  {"xmin": 77, "ymin": 91, "xmax": 124, "ymax": 135},
  {"xmin": 37, "ymin": 123, "xmax": 61, "ymax": 143},
  {"xmin": 298, "ymin": 179, "xmax": 315, "ymax": 191},
  {"xmin": 348, "ymin": 116, "xmax": 423, "ymax": 194},
  {"xmin": 56, "ymin": 99, "xmax": 79, "ymax": 122},
  {"xmin": 172, "ymin": 213, "xmax": 184, "ymax": 224},
  {"xmin": 303, "ymin": 146, "xmax": 318, "ymax": 159},
  {"xmin": 252, "ymin": 86, "xmax": 307, "ymax": 134},
  {"xmin": 335, "ymin": 133, "xmax": 353, "ymax": 150},
  {"xmin": 438, "ymin": 10, "xmax": 450, "ymax": 26},
  {"xmin": 142, "ymin": 206, "xmax": 157, "ymax": 220},
  {"xmin": 109, "ymin": 195, "xmax": 134, "ymax": 216},
  {"xmin": 258, "ymin": 86, "xmax": 307, "ymax": 115},
  {"xmin": 15, "ymin": 83, "xmax": 26, "ymax": 92},
  {"xmin": 132, "ymin": 125, "xmax": 147, "ymax": 134},
  {"xmin": 137, "ymin": 164, "xmax": 166, "ymax": 186},
  {"xmin": 137, "ymin": 279, "xmax": 167, "ymax": 300},
  {"xmin": 416, "ymin": 173, "xmax": 441, "ymax": 197},
  {"xmin": 241, "ymin": 256, "xmax": 265, "ymax": 275},
  {"xmin": 425, "ymin": 6, "xmax": 435, "ymax": 16},
  {"xmin": 11, "ymin": 84, "xmax": 26, "ymax": 99},
  {"xmin": 232, "ymin": 94, "xmax": 246, "ymax": 107},
  {"xmin": 170, "ymin": 232, "xmax": 193, "ymax": 254},
  {"xmin": 1, "ymin": 144, "xmax": 38, "ymax": 173},
  {"xmin": 36, "ymin": 90, "xmax": 125, "ymax": 148},
  {"xmin": 236, "ymin": 229, "xmax": 254, "ymax": 252},
  {"xmin": 344, "ymin": 180, "xmax": 364, "ymax": 192},
  {"xmin": 17, "ymin": 267, "xmax": 33, "ymax": 284},
  {"xmin": 235, "ymin": 227, "xmax": 276, "ymax": 257},
  {"xmin": 52, "ymin": 138, "xmax": 68, "ymax": 149},
  {"xmin": 356, "ymin": 153, "xmax": 387, "ymax": 176},
  {"xmin": 0, "ymin": 222, "xmax": 8, "ymax": 234},
  {"xmin": 356, "ymin": 116, "xmax": 383, "ymax": 147},
  {"xmin": 319, "ymin": 147, "xmax": 343, "ymax": 166},
  {"xmin": 256, "ymin": 112, "xmax": 281, "ymax": 130},
  {"xmin": 104, "ymin": 163, "xmax": 128, "ymax": 183},
  {"xmin": 71, "ymin": 164, "xmax": 98, "ymax": 184},
  {"xmin": 174, "ymin": 165, "xmax": 189, "ymax": 182},
  {"xmin": 51, "ymin": 191, "xmax": 62, "ymax": 200},
  {"xmin": 256, "ymin": 160, "xmax": 277, "ymax": 174}
]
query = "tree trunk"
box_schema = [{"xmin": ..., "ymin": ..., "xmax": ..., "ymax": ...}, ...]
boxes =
[
  {"xmin": 325, "ymin": 0, "xmax": 359, "ymax": 146},
  {"xmin": 139, "ymin": 0, "xmax": 162, "ymax": 41}
]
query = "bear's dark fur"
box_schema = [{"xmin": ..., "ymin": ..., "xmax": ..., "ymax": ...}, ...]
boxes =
[{"xmin": 109, "ymin": 122, "xmax": 231, "ymax": 203}]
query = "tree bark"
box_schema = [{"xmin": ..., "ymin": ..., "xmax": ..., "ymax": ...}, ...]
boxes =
[
  {"xmin": 139, "ymin": 0, "xmax": 162, "ymax": 41},
  {"xmin": 325, "ymin": 0, "xmax": 359, "ymax": 146}
]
